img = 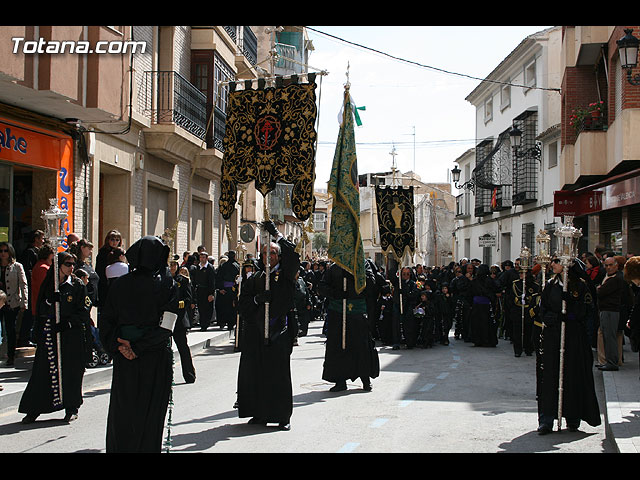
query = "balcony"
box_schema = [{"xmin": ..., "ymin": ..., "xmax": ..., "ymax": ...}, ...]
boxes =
[{"xmin": 141, "ymin": 71, "xmax": 208, "ymax": 164}]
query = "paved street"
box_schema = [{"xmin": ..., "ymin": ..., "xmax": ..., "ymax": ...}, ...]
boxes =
[{"xmin": 0, "ymin": 321, "xmax": 615, "ymax": 453}]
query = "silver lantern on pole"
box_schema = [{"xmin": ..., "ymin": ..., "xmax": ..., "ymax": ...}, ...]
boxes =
[
  {"xmin": 519, "ymin": 246, "xmax": 531, "ymax": 353},
  {"xmin": 41, "ymin": 198, "xmax": 68, "ymax": 407},
  {"xmin": 535, "ymin": 229, "xmax": 551, "ymax": 285},
  {"xmin": 553, "ymin": 215, "xmax": 582, "ymax": 432}
]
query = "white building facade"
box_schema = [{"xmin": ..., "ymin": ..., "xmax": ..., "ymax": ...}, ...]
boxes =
[{"xmin": 453, "ymin": 27, "xmax": 563, "ymax": 265}]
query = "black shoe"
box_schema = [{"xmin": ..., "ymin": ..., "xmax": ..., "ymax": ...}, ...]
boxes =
[
  {"xmin": 567, "ymin": 425, "xmax": 579, "ymax": 432},
  {"xmin": 248, "ymin": 417, "xmax": 266, "ymax": 425},
  {"xmin": 278, "ymin": 422, "xmax": 291, "ymax": 431},
  {"xmin": 537, "ymin": 424, "xmax": 552, "ymax": 435},
  {"xmin": 598, "ymin": 365, "xmax": 619, "ymax": 371},
  {"xmin": 362, "ymin": 382, "xmax": 372, "ymax": 391},
  {"xmin": 63, "ymin": 412, "xmax": 78, "ymax": 423},
  {"xmin": 515, "ymin": 353, "xmax": 521, "ymax": 357},
  {"xmin": 21, "ymin": 415, "xmax": 38, "ymax": 424},
  {"xmin": 330, "ymin": 382, "xmax": 347, "ymax": 392}
]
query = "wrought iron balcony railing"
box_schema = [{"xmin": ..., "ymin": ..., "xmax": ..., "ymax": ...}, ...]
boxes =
[
  {"xmin": 224, "ymin": 26, "xmax": 257, "ymax": 65},
  {"xmin": 143, "ymin": 71, "xmax": 208, "ymax": 140}
]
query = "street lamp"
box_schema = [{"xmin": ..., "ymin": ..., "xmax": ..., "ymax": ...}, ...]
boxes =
[
  {"xmin": 617, "ymin": 28, "xmax": 640, "ymax": 85},
  {"xmin": 451, "ymin": 164, "xmax": 475, "ymax": 190}
]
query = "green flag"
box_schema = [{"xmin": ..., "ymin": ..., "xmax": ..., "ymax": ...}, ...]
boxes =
[{"xmin": 328, "ymin": 89, "xmax": 366, "ymax": 294}]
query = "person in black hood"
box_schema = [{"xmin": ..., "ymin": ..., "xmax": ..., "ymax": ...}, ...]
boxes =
[{"xmin": 99, "ymin": 235, "xmax": 178, "ymax": 452}]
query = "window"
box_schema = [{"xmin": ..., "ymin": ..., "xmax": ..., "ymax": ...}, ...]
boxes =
[
  {"xmin": 524, "ymin": 59, "xmax": 536, "ymax": 89},
  {"xmin": 313, "ymin": 212, "xmax": 327, "ymax": 232},
  {"xmin": 500, "ymin": 84, "xmax": 511, "ymax": 111},
  {"xmin": 484, "ymin": 96, "xmax": 493, "ymax": 122},
  {"xmin": 214, "ymin": 53, "xmax": 234, "ymax": 113},
  {"xmin": 521, "ymin": 222, "xmax": 535, "ymax": 253},
  {"xmin": 548, "ymin": 141, "xmax": 558, "ymax": 168}
]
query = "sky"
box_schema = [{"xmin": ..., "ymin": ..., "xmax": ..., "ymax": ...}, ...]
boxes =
[{"xmin": 305, "ymin": 26, "xmax": 552, "ymax": 191}]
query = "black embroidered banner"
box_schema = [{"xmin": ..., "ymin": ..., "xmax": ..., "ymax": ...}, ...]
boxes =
[
  {"xmin": 375, "ymin": 185, "xmax": 415, "ymax": 261},
  {"xmin": 220, "ymin": 76, "xmax": 318, "ymax": 221}
]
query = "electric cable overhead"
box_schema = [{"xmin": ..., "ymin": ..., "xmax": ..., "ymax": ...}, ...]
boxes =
[{"xmin": 305, "ymin": 26, "xmax": 561, "ymax": 93}]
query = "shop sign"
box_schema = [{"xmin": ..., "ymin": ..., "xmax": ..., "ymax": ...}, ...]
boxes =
[
  {"xmin": 478, "ymin": 233, "xmax": 496, "ymax": 247},
  {"xmin": 554, "ymin": 190, "xmax": 603, "ymax": 217},
  {"xmin": 0, "ymin": 118, "xmax": 73, "ymax": 244}
]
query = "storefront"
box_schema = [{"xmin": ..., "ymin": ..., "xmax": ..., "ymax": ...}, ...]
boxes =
[
  {"xmin": 554, "ymin": 169, "xmax": 640, "ymax": 256},
  {"xmin": 0, "ymin": 116, "xmax": 73, "ymax": 257}
]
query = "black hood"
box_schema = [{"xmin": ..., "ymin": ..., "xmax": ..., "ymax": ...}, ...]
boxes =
[{"xmin": 126, "ymin": 236, "xmax": 169, "ymax": 273}]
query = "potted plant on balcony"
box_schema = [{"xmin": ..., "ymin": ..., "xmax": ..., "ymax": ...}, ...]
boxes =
[
  {"xmin": 588, "ymin": 100, "xmax": 605, "ymax": 117},
  {"xmin": 569, "ymin": 101, "xmax": 605, "ymax": 133}
]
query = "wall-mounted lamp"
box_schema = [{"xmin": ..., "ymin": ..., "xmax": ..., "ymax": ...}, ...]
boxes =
[
  {"xmin": 617, "ymin": 28, "xmax": 640, "ymax": 85},
  {"xmin": 451, "ymin": 164, "xmax": 475, "ymax": 191}
]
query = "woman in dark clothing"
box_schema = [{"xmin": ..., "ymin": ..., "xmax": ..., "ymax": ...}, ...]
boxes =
[
  {"xmin": 536, "ymin": 258, "xmax": 601, "ymax": 434},
  {"xmin": 470, "ymin": 264, "xmax": 499, "ymax": 347},
  {"xmin": 95, "ymin": 230, "xmax": 122, "ymax": 310},
  {"xmin": 19, "ymin": 251, "xmax": 91, "ymax": 423},
  {"xmin": 99, "ymin": 236, "xmax": 177, "ymax": 452}
]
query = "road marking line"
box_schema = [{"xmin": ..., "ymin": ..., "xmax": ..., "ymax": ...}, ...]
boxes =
[
  {"xmin": 453, "ymin": 355, "xmax": 460, "ymax": 361},
  {"xmin": 370, "ymin": 418, "xmax": 389, "ymax": 428},
  {"xmin": 437, "ymin": 372, "xmax": 449, "ymax": 379},
  {"xmin": 450, "ymin": 363, "xmax": 459, "ymax": 369},
  {"xmin": 399, "ymin": 399, "xmax": 414, "ymax": 407},
  {"xmin": 338, "ymin": 442, "xmax": 360, "ymax": 453},
  {"xmin": 420, "ymin": 383, "xmax": 436, "ymax": 392}
]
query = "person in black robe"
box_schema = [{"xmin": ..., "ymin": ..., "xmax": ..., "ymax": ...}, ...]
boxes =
[
  {"xmin": 99, "ymin": 235, "xmax": 177, "ymax": 452},
  {"xmin": 536, "ymin": 258, "xmax": 601, "ymax": 434},
  {"xmin": 450, "ymin": 265, "xmax": 473, "ymax": 341},
  {"xmin": 469, "ymin": 264, "xmax": 499, "ymax": 347},
  {"xmin": 236, "ymin": 221, "xmax": 299, "ymax": 431},
  {"xmin": 192, "ymin": 251, "xmax": 216, "ymax": 331},
  {"xmin": 215, "ymin": 250, "xmax": 240, "ymax": 330},
  {"xmin": 391, "ymin": 266, "xmax": 419, "ymax": 349},
  {"xmin": 170, "ymin": 260, "xmax": 195, "ymax": 384},
  {"xmin": 507, "ymin": 269, "xmax": 541, "ymax": 357},
  {"xmin": 318, "ymin": 261, "xmax": 380, "ymax": 392},
  {"xmin": 19, "ymin": 251, "xmax": 91, "ymax": 423},
  {"xmin": 364, "ymin": 259, "xmax": 386, "ymax": 340}
]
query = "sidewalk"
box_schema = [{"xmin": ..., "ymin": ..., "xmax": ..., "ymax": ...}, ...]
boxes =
[
  {"xmin": 0, "ymin": 327, "xmax": 234, "ymax": 415},
  {"xmin": 1, "ymin": 328, "xmax": 639, "ymax": 453},
  {"xmin": 602, "ymin": 343, "xmax": 640, "ymax": 453}
]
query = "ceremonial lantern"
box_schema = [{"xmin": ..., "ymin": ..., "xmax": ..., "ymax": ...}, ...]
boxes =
[
  {"xmin": 535, "ymin": 229, "xmax": 551, "ymax": 283},
  {"xmin": 41, "ymin": 198, "xmax": 68, "ymax": 249},
  {"xmin": 519, "ymin": 245, "xmax": 531, "ymax": 271},
  {"xmin": 554, "ymin": 216, "xmax": 582, "ymax": 263}
]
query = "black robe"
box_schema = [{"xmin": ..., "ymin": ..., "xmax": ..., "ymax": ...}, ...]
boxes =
[
  {"xmin": 507, "ymin": 275, "xmax": 541, "ymax": 356},
  {"xmin": 469, "ymin": 271, "xmax": 499, "ymax": 347},
  {"xmin": 19, "ymin": 274, "xmax": 91, "ymax": 416},
  {"xmin": 319, "ymin": 263, "xmax": 380, "ymax": 383},
  {"xmin": 215, "ymin": 257, "xmax": 240, "ymax": 329},
  {"xmin": 538, "ymin": 273, "xmax": 601, "ymax": 427},
  {"xmin": 236, "ymin": 237, "xmax": 299, "ymax": 424},
  {"xmin": 99, "ymin": 236, "xmax": 176, "ymax": 453}
]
